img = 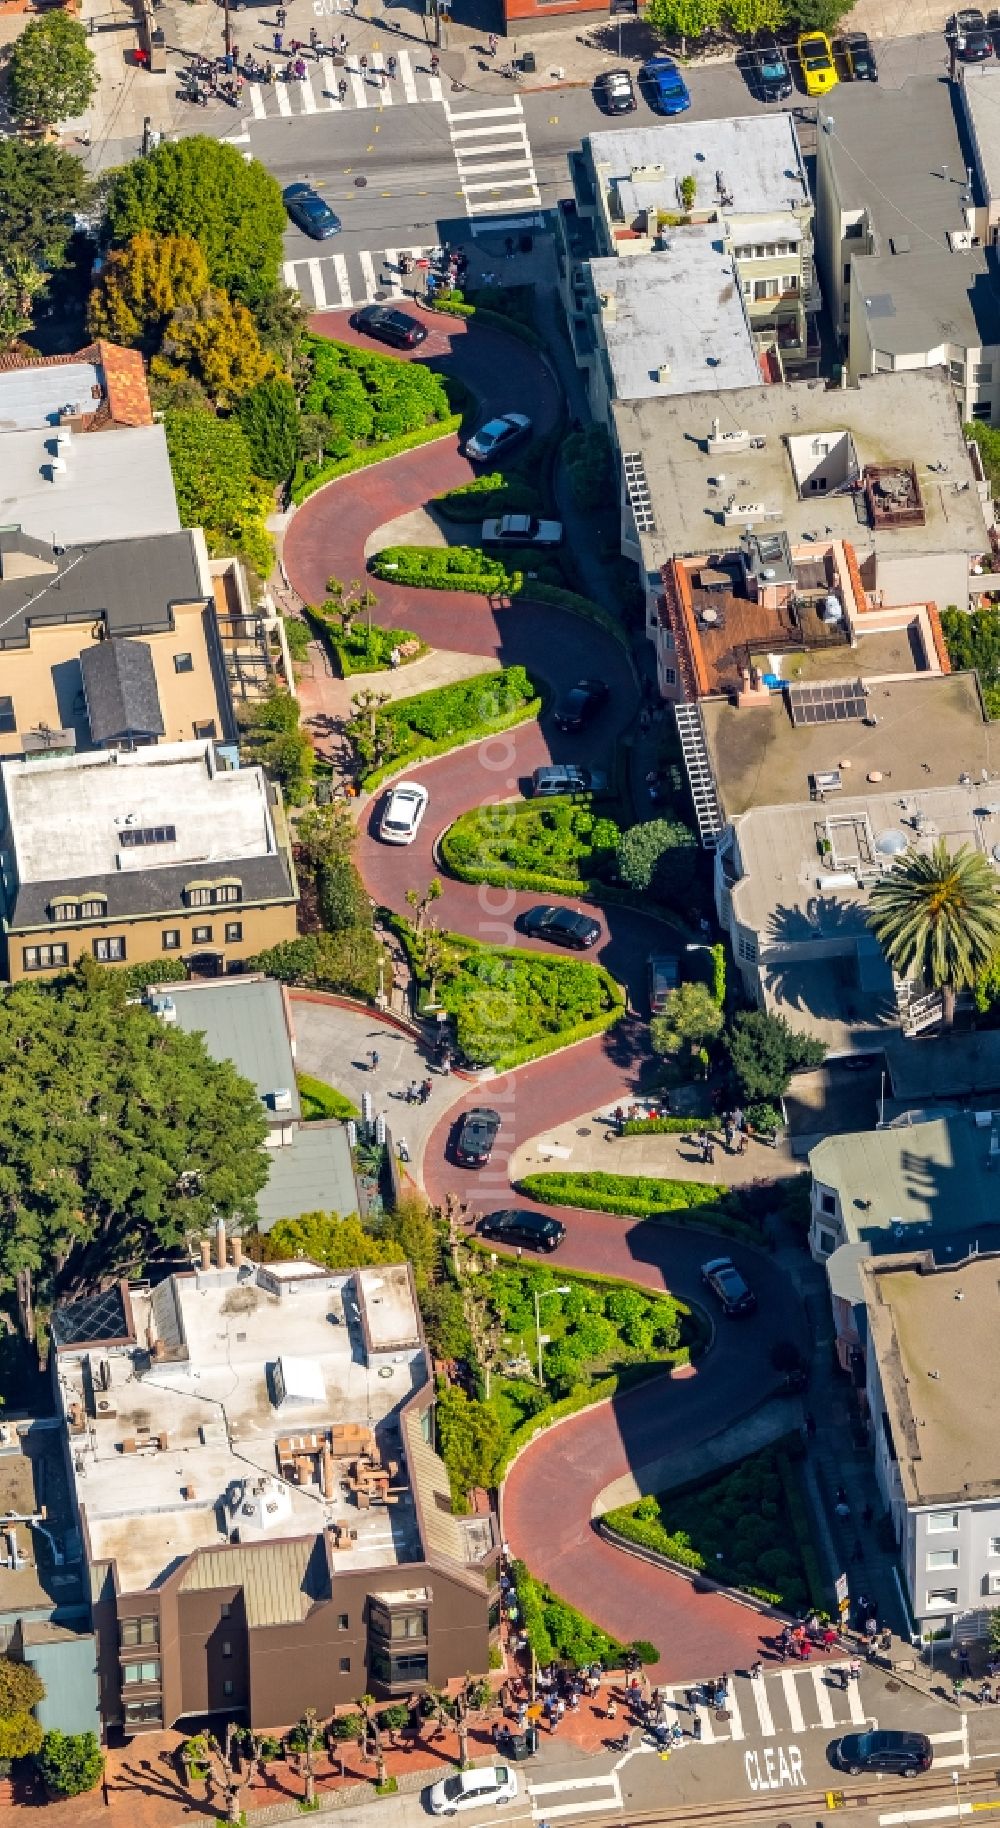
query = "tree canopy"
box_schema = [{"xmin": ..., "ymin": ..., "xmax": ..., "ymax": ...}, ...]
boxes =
[
  {"xmin": 164, "ymin": 408, "xmax": 273, "ymax": 577},
  {"xmin": 725, "ymin": 1010, "xmax": 826, "ymax": 1103},
  {"xmin": 38, "ymin": 1731, "xmax": 104, "ymax": 1797},
  {"xmin": 615, "ymin": 817, "xmax": 697, "ymax": 903},
  {"xmin": 868, "ymin": 839, "xmax": 1000, "ymax": 1020},
  {"xmin": 650, "ymin": 981, "xmax": 723, "ymax": 1060},
  {"xmin": 105, "ymin": 138, "xmax": 287, "ymax": 307},
  {"xmin": 8, "ymin": 12, "xmax": 97, "ymax": 128},
  {"xmin": 0, "ymin": 961, "xmax": 269, "ymax": 1303},
  {"xmin": 87, "ymin": 230, "xmax": 212, "ymax": 351},
  {"xmin": 236, "ymin": 375, "xmax": 301, "ymax": 481},
  {"xmin": 238, "ymin": 691, "xmax": 314, "ymax": 804},
  {"xmin": 152, "ymin": 286, "xmax": 276, "ymax": 407},
  {"xmin": 0, "ymin": 140, "xmax": 92, "ymax": 272}
]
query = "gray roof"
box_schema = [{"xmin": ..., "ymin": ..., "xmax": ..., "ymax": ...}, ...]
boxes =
[
  {"xmin": 589, "ymin": 113, "xmax": 809, "ymax": 219},
  {"xmin": 961, "ymin": 66, "xmax": 1000, "ymax": 210},
  {"xmin": 854, "ymin": 245, "xmax": 1000, "ymax": 358},
  {"xmin": 0, "ymin": 423, "xmax": 179, "ymax": 547},
  {"xmin": 0, "ymin": 529, "xmax": 206, "ymax": 653},
  {"xmin": 0, "ymin": 361, "xmax": 102, "ymax": 435},
  {"xmin": 163, "ymin": 978, "xmax": 301, "ymax": 1123},
  {"xmin": 820, "ymin": 76, "xmax": 975, "ymax": 251},
  {"xmin": 811, "ymin": 1114, "xmax": 1000, "ymax": 1242},
  {"xmin": 403, "ymin": 1407, "xmax": 476, "ymax": 1572},
  {"xmin": 589, "ymin": 235, "xmax": 761, "ymax": 401},
  {"xmin": 256, "ymin": 1122, "xmax": 360, "ymax": 1229},
  {"xmin": 80, "ymin": 638, "xmax": 165, "ymax": 744},
  {"xmin": 178, "ymin": 1536, "xmax": 331, "ymax": 1626}
]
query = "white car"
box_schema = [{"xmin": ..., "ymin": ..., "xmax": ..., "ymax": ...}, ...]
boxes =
[
  {"xmin": 428, "ymin": 1766, "xmax": 519, "ymax": 1817},
  {"xmin": 481, "ymin": 512, "xmax": 563, "ymax": 548},
  {"xmin": 379, "ymin": 780, "xmax": 428, "ymax": 845}
]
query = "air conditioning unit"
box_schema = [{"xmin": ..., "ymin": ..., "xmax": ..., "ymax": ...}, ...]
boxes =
[{"xmin": 271, "ymin": 1087, "xmax": 293, "ymax": 1112}]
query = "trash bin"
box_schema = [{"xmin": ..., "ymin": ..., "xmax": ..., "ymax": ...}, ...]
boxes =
[{"xmin": 521, "ymin": 48, "xmax": 535, "ymax": 71}]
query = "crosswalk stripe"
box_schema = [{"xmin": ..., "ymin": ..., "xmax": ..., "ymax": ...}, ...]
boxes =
[
  {"xmin": 306, "ymin": 256, "xmax": 327, "ymax": 312},
  {"xmin": 371, "ymin": 52, "xmax": 392, "ymax": 100},
  {"xmin": 811, "ymin": 1667, "xmax": 835, "ymax": 1728},
  {"xmin": 456, "ymin": 138, "xmax": 530, "ymax": 160},
  {"xmin": 358, "ymin": 249, "xmax": 379, "ymax": 302},
  {"xmin": 321, "ymin": 57, "xmax": 342, "ymax": 107},
  {"xmin": 384, "ymin": 249, "xmax": 403, "ymax": 299},
  {"xmin": 463, "ymin": 175, "xmax": 539, "ymax": 193},
  {"xmin": 459, "ymin": 159, "xmax": 536, "ymax": 179},
  {"xmin": 751, "ymin": 1672, "xmax": 775, "ymax": 1737},
  {"xmin": 447, "ymin": 101, "xmax": 523, "ymax": 124},
  {"xmin": 275, "ymin": 78, "xmax": 291, "ymax": 116},
  {"xmin": 929, "ymin": 1730, "xmax": 968, "ymax": 1744},
  {"xmin": 249, "ymin": 82, "xmax": 266, "ymax": 118},
  {"xmin": 781, "ymin": 1669, "xmax": 805, "ymax": 1733},
  {"xmin": 428, "ymin": 73, "xmax": 443, "ymax": 100},
  {"xmin": 693, "ymin": 1703, "xmax": 716, "ymax": 1745},
  {"xmin": 847, "ymin": 1675, "xmax": 865, "ymax": 1726},
  {"xmin": 726, "ymin": 1685, "xmax": 745, "ymax": 1743},
  {"xmin": 349, "ymin": 63, "xmax": 367, "ymax": 107},
  {"xmin": 299, "ymin": 72, "xmax": 317, "ymax": 113},
  {"xmin": 467, "ymin": 194, "xmax": 541, "ymax": 213},
  {"xmin": 331, "ymin": 253, "xmax": 352, "ymax": 309},
  {"xmin": 400, "ymin": 48, "xmax": 418, "ymax": 101}
]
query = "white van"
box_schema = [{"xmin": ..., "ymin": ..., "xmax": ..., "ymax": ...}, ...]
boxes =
[{"xmin": 427, "ymin": 1765, "xmax": 519, "ymax": 1816}]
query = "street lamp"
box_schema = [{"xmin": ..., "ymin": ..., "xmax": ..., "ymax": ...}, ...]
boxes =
[{"xmin": 534, "ymin": 1285, "xmax": 570, "ymax": 1389}]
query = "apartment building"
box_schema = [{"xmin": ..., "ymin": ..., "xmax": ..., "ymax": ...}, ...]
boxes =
[
  {"xmin": 52, "ymin": 1247, "xmax": 497, "ymax": 1734},
  {"xmin": 0, "ymin": 740, "xmax": 298, "ymax": 981}
]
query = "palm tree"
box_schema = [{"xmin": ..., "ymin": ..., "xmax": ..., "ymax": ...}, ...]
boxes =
[{"xmin": 867, "ymin": 839, "xmax": 1000, "ymax": 1024}]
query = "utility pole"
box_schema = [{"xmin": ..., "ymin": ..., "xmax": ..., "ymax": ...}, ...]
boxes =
[{"xmin": 223, "ymin": 0, "xmax": 232, "ymax": 59}]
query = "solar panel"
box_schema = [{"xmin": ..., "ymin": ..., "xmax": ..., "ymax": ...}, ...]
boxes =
[{"xmin": 787, "ymin": 680, "xmax": 867, "ymax": 727}]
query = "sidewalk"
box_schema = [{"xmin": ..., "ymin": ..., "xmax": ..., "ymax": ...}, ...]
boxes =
[{"xmin": 509, "ymin": 1102, "xmax": 804, "ymax": 1191}]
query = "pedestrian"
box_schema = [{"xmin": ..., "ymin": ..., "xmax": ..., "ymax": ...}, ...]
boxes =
[
  {"xmin": 276, "ymin": 3, "xmax": 287, "ymax": 23},
  {"xmin": 370, "ymin": 1047, "xmax": 379, "ymax": 1072},
  {"xmin": 606, "ymin": 1697, "xmax": 617, "ymax": 1721},
  {"xmin": 430, "ymin": 51, "xmax": 440, "ymax": 74},
  {"xmin": 407, "ymin": 1079, "xmax": 418, "ymax": 1104},
  {"xmin": 488, "ymin": 30, "xmax": 498, "ymax": 52},
  {"xmin": 360, "ymin": 50, "xmax": 368, "ymax": 71},
  {"xmin": 960, "ymin": 1646, "xmax": 973, "ymax": 1677},
  {"xmin": 387, "ymin": 52, "xmax": 397, "ymax": 76},
  {"xmin": 691, "ymin": 1714, "xmax": 702, "ymax": 1742},
  {"xmin": 505, "ymin": 235, "xmax": 515, "ymax": 259},
  {"xmin": 338, "ymin": 74, "xmax": 348, "ymax": 98},
  {"xmin": 738, "ymin": 1132, "xmax": 748, "ymax": 1155},
  {"xmin": 954, "ymin": 1676, "xmax": 967, "ymax": 1704},
  {"xmin": 749, "ymin": 1661, "xmax": 762, "ymax": 1681},
  {"xmin": 849, "ymin": 1657, "xmax": 862, "ymax": 1685},
  {"xmin": 981, "ymin": 1681, "xmax": 994, "ymax": 1707},
  {"xmin": 264, "ymin": 58, "xmax": 274, "ymax": 79},
  {"xmin": 339, "ymin": 29, "xmax": 348, "ymax": 51},
  {"xmin": 310, "ymin": 24, "xmax": 320, "ymax": 50},
  {"xmin": 274, "ymin": 29, "xmax": 283, "ymax": 51}
]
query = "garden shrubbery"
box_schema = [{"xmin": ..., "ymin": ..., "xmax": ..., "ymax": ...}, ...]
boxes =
[
  {"xmin": 512, "ymin": 1561, "xmax": 657, "ymax": 1669},
  {"xmin": 435, "ymin": 470, "xmax": 536, "ymax": 522},
  {"xmin": 517, "ymin": 1170, "xmax": 723, "ymax": 1219},
  {"xmin": 438, "ymin": 945, "xmax": 623, "ymax": 1070},
  {"xmin": 442, "ymin": 796, "xmax": 619, "ymax": 894},
  {"xmin": 296, "ymin": 1073, "xmax": 358, "ymax": 1122},
  {"xmin": 355, "ymin": 665, "xmax": 541, "ymax": 789},
  {"xmin": 370, "ymin": 544, "xmax": 521, "ymax": 595},
  {"xmin": 294, "ymin": 337, "xmax": 456, "ymax": 495}
]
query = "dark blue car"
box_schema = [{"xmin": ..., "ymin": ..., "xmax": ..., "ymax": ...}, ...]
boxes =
[
  {"xmin": 283, "ymin": 182, "xmax": 342, "ymax": 240},
  {"xmin": 640, "ymin": 56, "xmax": 691, "ymax": 113}
]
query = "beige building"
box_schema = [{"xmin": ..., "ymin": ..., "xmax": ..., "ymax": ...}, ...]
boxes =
[{"xmin": 0, "ymin": 740, "xmax": 298, "ymax": 982}]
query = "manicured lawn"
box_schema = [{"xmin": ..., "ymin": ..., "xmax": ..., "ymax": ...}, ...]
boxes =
[
  {"xmin": 370, "ymin": 544, "xmax": 519, "ymax": 595},
  {"xmin": 310, "ymin": 612, "xmax": 426, "ymax": 677},
  {"xmin": 441, "ymin": 795, "xmax": 620, "ymax": 895},
  {"xmin": 601, "ymin": 1442, "xmax": 825, "ymax": 1613},
  {"xmin": 517, "ymin": 1169, "xmax": 725, "ymax": 1221},
  {"xmin": 358, "ymin": 666, "xmax": 542, "ymax": 790},
  {"xmin": 436, "ymin": 942, "xmax": 624, "ymax": 1070}
]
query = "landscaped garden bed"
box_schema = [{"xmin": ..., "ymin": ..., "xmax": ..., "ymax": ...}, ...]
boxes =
[
  {"xmin": 600, "ymin": 1440, "xmax": 826, "ymax": 1613},
  {"xmin": 435, "ymin": 470, "xmax": 536, "ymax": 523},
  {"xmin": 296, "ymin": 1073, "xmax": 359, "ymax": 1122},
  {"xmin": 370, "ymin": 544, "xmax": 521, "ymax": 595},
  {"xmin": 441, "ymin": 795, "xmax": 620, "ymax": 896},
  {"xmin": 292, "ymin": 337, "xmax": 463, "ymax": 503},
  {"xmin": 511, "ymin": 1559, "xmax": 657, "ymax": 1669},
  {"xmin": 354, "ymin": 666, "xmax": 542, "ymax": 790},
  {"xmin": 434, "ymin": 941, "xmax": 625, "ymax": 1070},
  {"xmin": 516, "ymin": 1169, "xmax": 724, "ymax": 1222}
]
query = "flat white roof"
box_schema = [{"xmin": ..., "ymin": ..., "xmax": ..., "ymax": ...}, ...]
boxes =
[
  {"xmin": 0, "ymin": 423, "xmax": 179, "ymax": 546},
  {"xmin": 590, "ymin": 234, "xmax": 761, "ymax": 401},
  {"xmin": 3, "ymin": 741, "xmax": 278, "ymax": 884},
  {"xmin": 0, "ymin": 363, "xmax": 102, "ymax": 434},
  {"xmin": 590, "ymin": 113, "xmax": 809, "ymax": 220}
]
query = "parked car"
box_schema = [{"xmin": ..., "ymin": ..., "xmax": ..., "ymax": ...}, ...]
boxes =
[
  {"xmin": 594, "ymin": 68, "xmax": 637, "ymax": 112},
  {"xmin": 479, "ymin": 1209, "xmax": 567, "ymax": 1252},
  {"xmin": 481, "ymin": 512, "xmax": 563, "ymax": 547},
  {"xmin": 840, "ymin": 29, "xmax": 878, "ymax": 76},
  {"xmin": 282, "ymin": 182, "xmax": 342, "ymax": 240},
  {"xmin": 950, "ymin": 7, "xmax": 993, "ymax": 54},
  {"xmin": 701, "ymin": 1256, "xmax": 757, "ymax": 1317},
  {"xmin": 530, "ymin": 764, "xmax": 607, "ymax": 797},
  {"xmin": 428, "ymin": 1767, "xmax": 519, "ymax": 1816},
  {"xmin": 796, "ymin": 29, "xmax": 839, "ymax": 93},
  {"xmin": 647, "ymin": 953, "xmax": 680, "ymax": 1014},
  {"xmin": 639, "ymin": 56, "xmax": 691, "ymax": 113},
  {"xmin": 353, "ymin": 304, "xmax": 427, "ymax": 348},
  {"xmin": 453, "ymin": 1106, "xmax": 501, "ymax": 1168},
  {"xmin": 554, "ymin": 679, "xmax": 610, "ymax": 732},
  {"xmin": 521, "ymin": 905, "xmax": 602, "ymax": 950},
  {"xmin": 378, "ymin": 780, "xmax": 428, "ymax": 845},
  {"xmin": 465, "ymin": 413, "xmax": 531, "ymax": 463},
  {"xmin": 749, "ymin": 34, "xmax": 793, "ymax": 98},
  {"xmin": 829, "ymin": 1731, "xmax": 932, "ymax": 1778}
]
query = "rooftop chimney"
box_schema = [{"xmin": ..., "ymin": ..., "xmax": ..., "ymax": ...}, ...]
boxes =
[{"xmin": 199, "ymin": 1239, "xmax": 211, "ymax": 1273}]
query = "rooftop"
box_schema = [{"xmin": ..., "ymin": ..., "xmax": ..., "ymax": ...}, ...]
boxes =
[
  {"xmin": 853, "ymin": 246, "xmax": 1000, "ymax": 359},
  {"xmin": 0, "ymin": 423, "xmax": 180, "ymax": 548},
  {"xmin": 589, "ymin": 113, "xmax": 809, "ymax": 221},
  {"xmin": 862, "ymin": 1250, "xmax": 1000, "ymax": 1505},
  {"xmin": 0, "ymin": 530, "xmax": 207, "ymax": 654},
  {"xmin": 255, "ymin": 1124, "xmax": 360, "ymax": 1232},
  {"xmin": 962, "ymin": 66, "xmax": 1000, "ymax": 208},
  {"xmin": 80, "ymin": 639, "xmax": 165, "ymax": 745},
  {"xmin": 588, "ymin": 234, "xmax": 761, "ymax": 401},
  {"xmin": 703, "ymin": 670, "xmax": 995, "ymax": 819},
  {"xmin": 0, "ymin": 341, "xmax": 153, "ymax": 433},
  {"xmin": 3, "ymin": 741, "xmax": 279, "ymax": 886},
  {"xmin": 58, "ymin": 1261, "xmax": 429, "ymax": 1592},
  {"xmin": 612, "ymin": 370, "xmax": 990, "ymax": 561},
  {"xmin": 819, "ymin": 77, "xmax": 975, "ymax": 251},
  {"xmin": 151, "ymin": 978, "xmax": 302, "ymax": 1124}
]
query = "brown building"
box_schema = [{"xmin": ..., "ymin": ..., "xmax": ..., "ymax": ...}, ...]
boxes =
[
  {"xmin": 52, "ymin": 1251, "xmax": 498, "ymax": 1736},
  {"xmin": 0, "ymin": 737, "xmax": 298, "ymax": 982}
]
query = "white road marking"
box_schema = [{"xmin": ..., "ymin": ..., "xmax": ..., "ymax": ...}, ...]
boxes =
[
  {"xmin": 275, "ymin": 78, "xmax": 292, "ymax": 115},
  {"xmin": 726, "ymin": 1685, "xmax": 745, "ymax": 1743},
  {"xmin": 751, "ymin": 1672, "xmax": 776, "ymax": 1737},
  {"xmin": 299, "ymin": 71, "xmax": 317, "ymax": 112},
  {"xmin": 358, "ymin": 248, "xmax": 379, "ymax": 301},
  {"xmin": 349, "ymin": 62, "xmax": 367, "ymax": 107},
  {"xmin": 810, "ymin": 1667, "xmax": 835, "ymax": 1728},
  {"xmin": 448, "ymin": 103, "xmax": 524, "ymax": 124},
  {"xmin": 780, "ymin": 1669, "xmax": 805, "ymax": 1733},
  {"xmin": 249, "ymin": 82, "xmax": 266, "ymax": 117},
  {"xmin": 330, "ymin": 253, "xmax": 352, "ymax": 308},
  {"xmin": 528, "ymin": 1774, "xmax": 622, "ymax": 1822},
  {"xmin": 400, "ymin": 49, "xmax": 418, "ymax": 100},
  {"xmin": 371, "ymin": 52, "xmax": 392, "ymax": 100},
  {"xmin": 879, "ymin": 1807, "xmax": 966, "ymax": 1826},
  {"xmin": 306, "ymin": 256, "xmax": 327, "ymax": 311},
  {"xmin": 321, "ymin": 57, "xmax": 342, "ymax": 107},
  {"xmin": 847, "ymin": 1677, "xmax": 866, "ymax": 1727}
]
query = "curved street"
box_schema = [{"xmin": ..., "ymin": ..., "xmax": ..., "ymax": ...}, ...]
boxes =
[{"xmin": 284, "ymin": 309, "xmax": 809, "ymax": 1680}]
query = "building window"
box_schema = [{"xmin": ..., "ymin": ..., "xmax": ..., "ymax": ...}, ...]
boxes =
[
  {"xmin": 51, "ymin": 901, "xmax": 78, "ymax": 923},
  {"xmin": 927, "ymin": 1512, "xmax": 959, "ymax": 1533},
  {"xmin": 843, "ymin": 265, "xmax": 852, "ymax": 286},
  {"xmin": 214, "ymin": 884, "xmax": 241, "ymax": 905},
  {"xmin": 974, "ymin": 363, "xmax": 993, "ymax": 384},
  {"xmin": 174, "ymin": 652, "xmax": 194, "ymax": 674},
  {"xmin": 370, "ymin": 1603, "xmax": 428, "ymax": 1642},
  {"xmin": 0, "ymin": 697, "xmax": 15, "ymax": 735},
  {"xmin": 223, "ymin": 1679, "xmax": 234, "ymax": 1697},
  {"xmin": 338, "ymin": 1614, "xmax": 349, "ymax": 1631},
  {"xmin": 781, "ymin": 275, "xmax": 799, "ymax": 294},
  {"xmin": 162, "ymin": 930, "xmax": 181, "ymax": 951},
  {"xmin": 754, "ymin": 278, "xmax": 780, "ymax": 301},
  {"xmin": 972, "ymin": 402, "xmax": 993, "ymax": 421},
  {"xmin": 188, "ymin": 887, "xmax": 212, "ymax": 908},
  {"xmin": 225, "ymin": 922, "xmax": 243, "ymax": 943},
  {"xmin": 193, "ymin": 719, "xmax": 218, "ymax": 740},
  {"xmin": 192, "ymin": 925, "xmax": 213, "ymax": 944},
  {"xmin": 80, "ymin": 899, "xmax": 106, "ymax": 920},
  {"xmin": 950, "ymin": 360, "xmax": 966, "ymax": 383},
  {"xmin": 927, "ymin": 1550, "xmax": 959, "ymax": 1570},
  {"xmin": 121, "ymin": 1617, "xmax": 159, "ymax": 1648},
  {"xmin": 122, "ymin": 1660, "xmax": 160, "ymax": 1686},
  {"xmin": 737, "ymin": 934, "xmax": 757, "ymax": 964},
  {"xmin": 221, "ymin": 1603, "xmax": 232, "ymax": 1618},
  {"xmin": 93, "ymin": 936, "xmax": 126, "ymax": 962},
  {"xmin": 23, "ymin": 944, "xmax": 69, "ymax": 972},
  {"xmin": 817, "ymin": 1228, "xmax": 836, "ymax": 1255},
  {"xmin": 339, "ymin": 1657, "xmax": 351, "ymax": 1673},
  {"xmin": 124, "ymin": 1700, "xmax": 162, "ymax": 1725},
  {"xmin": 926, "ymin": 1589, "xmax": 959, "ymax": 1610},
  {"xmin": 222, "ymin": 1641, "xmax": 232, "ymax": 1658},
  {"xmin": 820, "ymin": 1192, "xmax": 836, "ymax": 1216},
  {"xmin": 372, "ymin": 1651, "xmax": 429, "ymax": 1685}
]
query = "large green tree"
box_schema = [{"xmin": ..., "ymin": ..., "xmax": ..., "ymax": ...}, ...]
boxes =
[
  {"xmin": 645, "ymin": 0, "xmax": 721, "ymax": 44},
  {"xmin": 0, "ymin": 255, "xmax": 44, "ymax": 352},
  {"xmin": 8, "ymin": 12, "xmax": 97, "ymax": 129},
  {"xmin": 105, "ymin": 137, "xmax": 286, "ymax": 307},
  {"xmin": 236, "ymin": 375, "xmax": 301, "ymax": 482},
  {"xmin": 38, "ymin": 1731, "xmax": 104, "ymax": 1797},
  {"xmin": 868, "ymin": 839, "xmax": 1000, "ymax": 1023},
  {"xmin": 0, "ymin": 961, "xmax": 269, "ymax": 1303},
  {"xmin": 725, "ymin": 1009, "xmax": 826, "ymax": 1103},
  {"xmin": 650, "ymin": 981, "xmax": 723, "ymax": 1063},
  {"xmin": 163, "ymin": 408, "xmax": 273, "ymax": 577},
  {"xmin": 87, "ymin": 230, "xmax": 211, "ymax": 351},
  {"xmin": 616, "ymin": 817, "xmax": 697, "ymax": 904},
  {"xmin": 0, "ymin": 140, "xmax": 91, "ymax": 273}
]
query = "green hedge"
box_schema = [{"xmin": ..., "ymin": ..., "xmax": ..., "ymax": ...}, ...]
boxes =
[
  {"xmin": 370, "ymin": 544, "xmax": 521, "ymax": 596},
  {"xmin": 291, "ymin": 416, "xmax": 462, "ymax": 505},
  {"xmin": 621, "ymin": 1116, "xmax": 706, "ymax": 1136},
  {"xmin": 437, "ymin": 944, "xmax": 626, "ymax": 1073},
  {"xmin": 309, "ymin": 614, "xmax": 426, "ymax": 678},
  {"xmin": 517, "ymin": 1170, "xmax": 723, "ymax": 1216},
  {"xmin": 439, "ymin": 794, "xmax": 617, "ymax": 899},
  {"xmin": 296, "ymin": 1073, "xmax": 359, "ymax": 1122},
  {"xmin": 360, "ymin": 668, "xmax": 542, "ymax": 792},
  {"xmin": 435, "ymin": 471, "xmax": 536, "ymax": 523},
  {"xmin": 427, "ymin": 297, "xmax": 544, "ymax": 348}
]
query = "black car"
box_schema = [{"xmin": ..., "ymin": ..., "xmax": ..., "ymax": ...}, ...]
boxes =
[
  {"xmin": 531, "ymin": 764, "xmax": 607, "ymax": 798},
  {"xmin": 830, "ymin": 1731, "xmax": 932, "ymax": 1778},
  {"xmin": 554, "ymin": 679, "xmax": 609, "ymax": 733},
  {"xmin": 453, "ymin": 1106, "xmax": 501, "ymax": 1168},
  {"xmin": 841, "ymin": 30, "xmax": 878, "ymax": 77},
  {"xmin": 282, "ymin": 182, "xmax": 342, "ymax": 240},
  {"xmin": 949, "ymin": 7, "xmax": 992, "ymax": 56},
  {"xmin": 701, "ymin": 1256, "xmax": 757, "ymax": 1317},
  {"xmin": 479, "ymin": 1209, "xmax": 567, "ymax": 1252},
  {"xmin": 521, "ymin": 906, "xmax": 602, "ymax": 950},
  {"xmin": 594, "ymin": 68, "xmax": 637, "ymax": 112},
  {"xmin": 354, "ymin": 304, "xmax": 427, "ymax": 349},
  {"xmin": 750, "ymin": 34, "xmax": 793, "ymax": 98}
]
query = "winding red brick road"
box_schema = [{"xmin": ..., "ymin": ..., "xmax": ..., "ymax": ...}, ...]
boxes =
[{"xmin": 284, "ymin": 311, "xmax": 810, "ymax": 1680}]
